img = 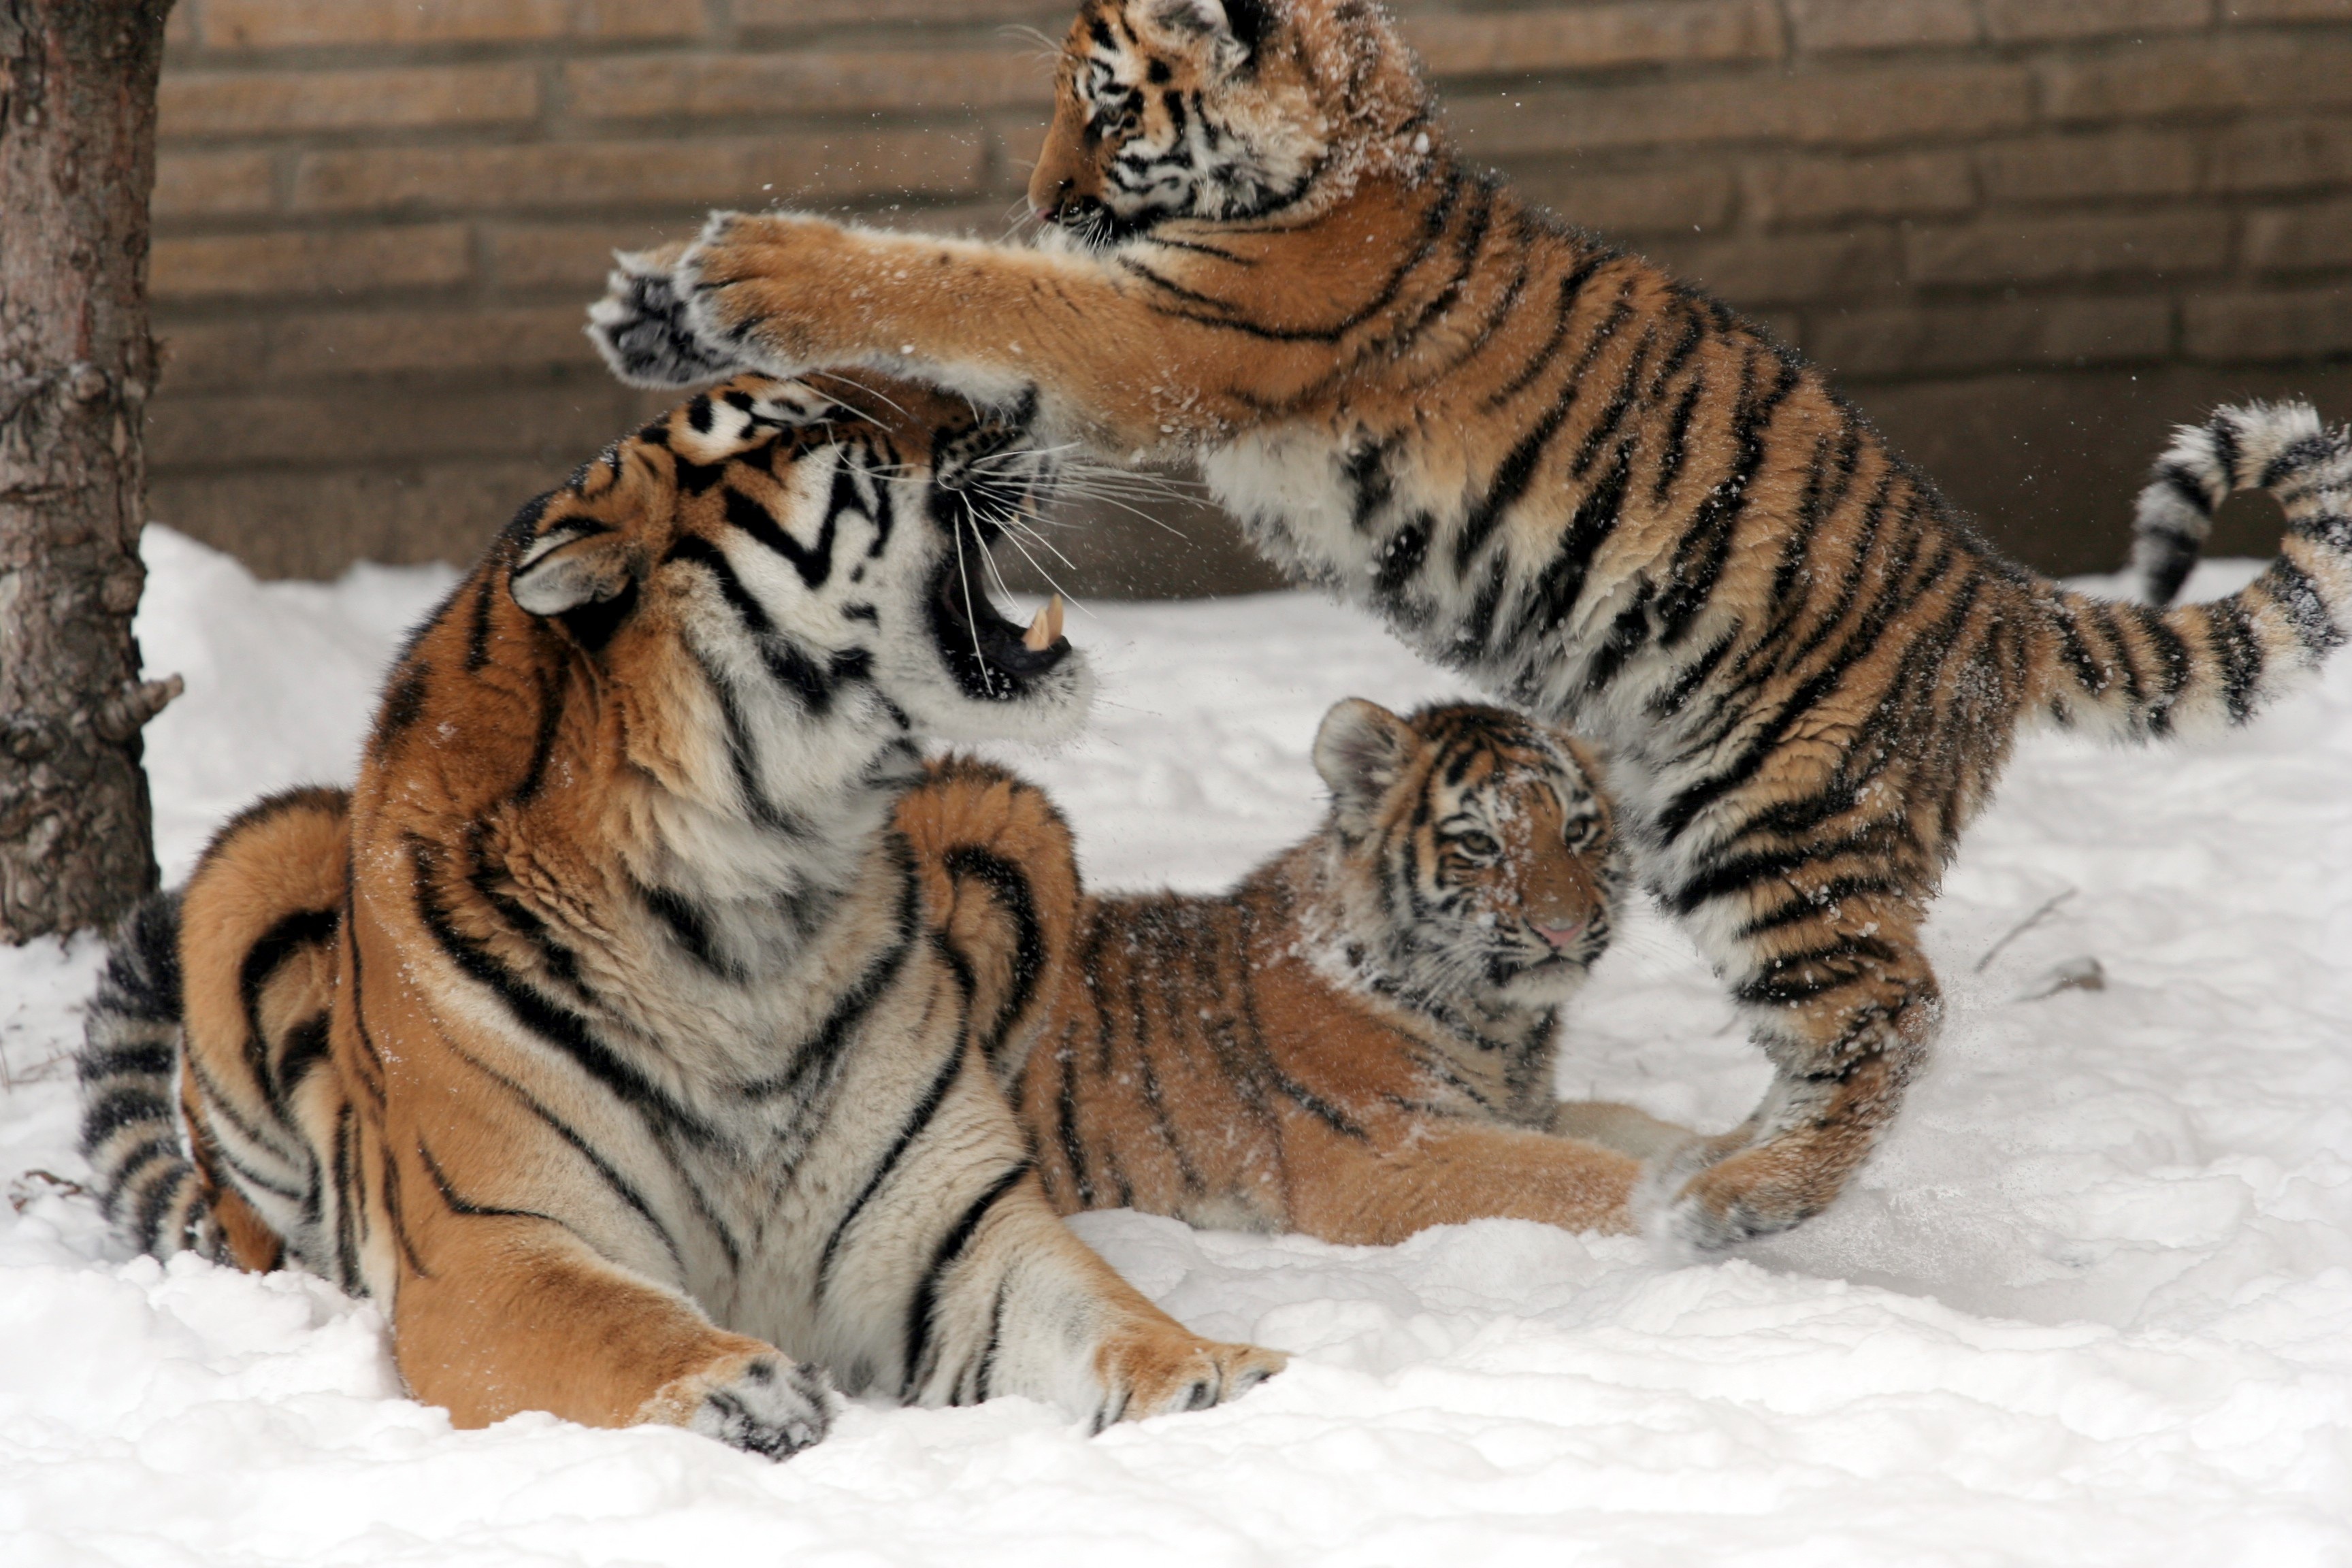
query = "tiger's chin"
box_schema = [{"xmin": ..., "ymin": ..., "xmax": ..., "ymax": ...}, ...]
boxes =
[{"xmin": 1490, "ymin": 953, "xmax": 1595, "ymax": 1010}]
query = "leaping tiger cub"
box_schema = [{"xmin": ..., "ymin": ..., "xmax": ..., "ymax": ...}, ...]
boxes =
[
  {"xmin": 904, "ymin": 702, "xmax": 1694, "ymax": 1247},
  {"xmin": 590, "ymin": 0, "xmax": 2352, "ymax": 1250},
  {"xmin": 76, "ymin": 371, "xmax": 1281, "ymax": 1459}
]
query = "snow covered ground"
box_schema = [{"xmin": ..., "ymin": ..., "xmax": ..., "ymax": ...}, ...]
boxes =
[{"xmin": 3, "ymin": 526, "xmax": 2349, "ymax": 1565}]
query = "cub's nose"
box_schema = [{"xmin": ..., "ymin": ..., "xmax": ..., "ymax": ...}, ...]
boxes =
[{"xmin": 1531, "ymin": 918, "xmax": 1587, "ymax": 951}]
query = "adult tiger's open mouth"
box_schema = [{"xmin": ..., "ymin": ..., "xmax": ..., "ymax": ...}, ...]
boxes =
[{"xmin": 928, "ymin": 523, "xmax": 1073, "ymax": 702}]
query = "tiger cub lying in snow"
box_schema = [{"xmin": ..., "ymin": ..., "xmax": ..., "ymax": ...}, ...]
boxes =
[
  {"xmin": 902, "ymin": 700, "xmax": 1695, "ymax": 1247},
  {"xmin": 76, "ymin": 371, "xmax": 1280, "ymax": 1459}
]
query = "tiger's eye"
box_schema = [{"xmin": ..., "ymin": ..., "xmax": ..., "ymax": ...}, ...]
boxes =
[{"xmin": 1455, "ymin": 831, "xmax": 1501, "ymax": 859}]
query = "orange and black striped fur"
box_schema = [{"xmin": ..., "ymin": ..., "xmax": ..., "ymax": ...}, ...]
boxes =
[
  {"xmin": 591, "ymin": 0, "xmax": 2352, "ymax": 1250},
  {"xmin": 76, "ymin": 371, "xmax": 1280, "ymax": 1458},
  {"xmin": 914, "ymin": 701, "xmax": 1695, "ymax": 1247}
]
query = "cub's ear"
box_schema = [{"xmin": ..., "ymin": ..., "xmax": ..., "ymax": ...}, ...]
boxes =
[
  {"xmin": 510, "ymin": 525, "xmax": 637, "ymax": 647},
  {"xmin": 1313, "ymin": 698, "xmax": 1417, "ymax": 834}
]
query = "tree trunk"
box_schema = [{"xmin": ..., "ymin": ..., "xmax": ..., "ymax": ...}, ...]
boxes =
[{"xmin": 0, "ymin": 0, "xmax": 180, "ymax": 942}]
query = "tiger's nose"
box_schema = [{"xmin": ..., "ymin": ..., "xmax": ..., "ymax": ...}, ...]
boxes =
[{"xmin": 1532, "ymin": 918, "xmax": 1586, "ymax": 950}]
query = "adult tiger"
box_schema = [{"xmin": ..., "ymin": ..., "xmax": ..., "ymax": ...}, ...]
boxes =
[
  {"xmin": 76, "ymin": 371, "xmax": 1280, "ymax": 1458},
  {"xmin": 903, "ymin": 701, "xmax": 1693, "ymax": 1246},
  {"xmin": 587, "ymin": 0, "xmax": 2352, "ymax": 1250}
]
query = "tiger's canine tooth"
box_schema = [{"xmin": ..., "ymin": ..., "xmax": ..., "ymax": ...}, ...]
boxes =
[{"xmin": 1024, "ymin": 593, "xmax": 1064, "ymax": 651}]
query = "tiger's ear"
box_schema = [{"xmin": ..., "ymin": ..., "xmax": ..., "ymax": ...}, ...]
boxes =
[
  {"xmin": 510, "ymin": 525, "xmax": 635, "ymax": 634},
  {"xmin": 1313, "ymin": 698, "xmax": 1417, "ymax": 833}
]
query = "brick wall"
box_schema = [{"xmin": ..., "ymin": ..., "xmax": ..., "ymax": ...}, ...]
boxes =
[{"xmin": 150, "ymin": 0, "xmax": 2352, "ymax": 589}]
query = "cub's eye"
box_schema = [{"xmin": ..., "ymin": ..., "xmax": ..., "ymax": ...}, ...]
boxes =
[
  {"xmin": 1452, "ymin": 831, "xmax": 1502, "ymax": 861},
  {"xmin": 1564, "ymin": 819, "xmax": 1603, "ymax": 851}
]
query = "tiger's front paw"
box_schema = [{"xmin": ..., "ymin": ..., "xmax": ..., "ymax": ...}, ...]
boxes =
[
  {"xmin": 587, "ymin": 242, "xmax": 744, "ymax": 389},
  {"xmin": 673, "ymin": 210, "xmax": 862, "ymax": 378},
  {"xmin": 1094, "ymin": 1328, "xmax": 1285, "ymax": 1431},
  {"xmin": 641, "ymin": 1348, "xmax": 834, "ymax": 1461}
]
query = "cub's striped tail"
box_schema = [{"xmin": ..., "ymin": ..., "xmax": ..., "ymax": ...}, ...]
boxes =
[
  {"xmin": 2041, "ymin": 402, "xmax": 2352, "ymax": 740},
  {"xmin": 76, "ymin": 892, "xmax": 217, "ymax": 1260}
]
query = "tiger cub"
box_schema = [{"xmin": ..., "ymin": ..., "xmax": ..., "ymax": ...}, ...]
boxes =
[
  {"xmin": 904, "ymin": 701, "xmax": 1691, "ymax": 1247},
  {"xmin": 76, "ymin": 371, "xmax": 1279, "ymax": 1459},
  {"xmin": 589, "ymin": 0, "xmax": 2352, "ymax": 1249}
]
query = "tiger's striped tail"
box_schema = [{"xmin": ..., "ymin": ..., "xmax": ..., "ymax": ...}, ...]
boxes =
[
  {"xmin": 2134, "ymin": 402, "xmax": 2352, "ymax": 605},
  {"xmin": 75, "ymin": 892, "xmax": 216, "ymax": 1260},
  {"xmin": 2042, "ymin": 401, "xmax": 2352, "ymax": 741}
]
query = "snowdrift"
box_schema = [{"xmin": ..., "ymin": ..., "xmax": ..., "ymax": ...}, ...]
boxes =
[{"xmin": 2, "ymin": 528, "xmax": 2347, "ymax": 1565}]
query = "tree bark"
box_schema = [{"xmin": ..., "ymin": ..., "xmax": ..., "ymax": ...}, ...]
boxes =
[{"xmin": 0, "ymin": 0, "xmax": 180, "ymax": 942}]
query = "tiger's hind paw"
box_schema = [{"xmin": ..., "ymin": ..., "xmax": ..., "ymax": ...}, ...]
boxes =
[
  {"xmin": 1633, "ymin": 1130, "xmax": 1757, "ymax": 1256},
  {"xmin": 647, "ymin": 1350, "xmax": 834, "ymax": 1460},
  {"xmin": 587, "ymin": 242, "xmax": 740, "ymax": 389},
  {"xmin": 1094, "ymin": 1331, "xmax": 1285, "ymax": 1431}
]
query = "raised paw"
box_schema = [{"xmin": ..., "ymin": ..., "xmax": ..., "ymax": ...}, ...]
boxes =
[
  {"xmin": 1093, "ymin": 1329, "xmax": 1286, "ymax": 1431},
  {"xmin": 669, "ymin": 210, "xmax": 856, "ymax": 378},
  {"xmin": 587, "ymin": 242, "xmax": 742, "ymax": 389},
  {"xmin": 642, "ymin": 1348, "xmax": 834, "ymax": 1460}
]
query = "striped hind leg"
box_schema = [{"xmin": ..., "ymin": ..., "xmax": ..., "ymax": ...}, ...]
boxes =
[
  {"xmin": 1655, "ymin": 886, "xmax": 1938, "ymax": 1250},
  {"xmin": 894, "ymin": 756, "xmax": 1083, "ymax": 1092},
  {"xmin": 173, "ymin": 787, "xmax": 354, "ymax": 1271}
]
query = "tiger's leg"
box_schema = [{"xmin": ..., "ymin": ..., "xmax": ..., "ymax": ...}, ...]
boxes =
[
  {"xmin": 815, "ymin": 1064, "xmax": 1282, "ymax": 1427},
  {"xmin": 1283, "ymin": 1120, "xmax": 1649, "ymax": 1247},
  {"xmin": 390, "ymin": 1205, "xmax": 831, "ymax": 1457},
  {"xmin": 1656, "ymin": 887, "xmax": 1938, "ymax": 1249},
  {"xmin": 184, "ymin": 1117, "xmax": 287, "ymax": 1272},
  {"xmin": 589, "ymin": 220, "xmax": 1326, "ymax": 453},
  {"xmin": 78, "ymin": 788, "xmax": 351, "ymax": 1267},
  {"xmin": 930, "ymin": 1170, "xmax": 1286, "ymax": 1426},
  {"xmin": 174, "ymin": 788, "xmax": 351, "ymax": 1268},
  {"xmin": 1548, "ymin": 1100, "xmax": 1704, "ymax": 1161},
  {"xmin": 895, "ymin": 757, "xmax": 1082, "ymax": 1091}
]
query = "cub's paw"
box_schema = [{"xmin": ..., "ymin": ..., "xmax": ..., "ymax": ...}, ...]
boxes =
[
  {"xmin": 643, "ymin": 1348, "xmax": 834, "ymax": 1461},
  {"xmin": 1094, "ymin": 1330, "xmax": 1286, "ymax": 1431},
  {"xmin": 672, "ymin": 210, "xmax": 855, "ymax": 378},
  {"xmin": 587, "ymin": 242, "xmax": 741, "ymax": 389}
]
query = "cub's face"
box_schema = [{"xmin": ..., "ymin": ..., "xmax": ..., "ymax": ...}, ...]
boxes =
[
  {"xmin": 1314, "ymin": 699, "xmax": 1624, "ymax": 1007},
  {"xmin": 1027, "ymin": 0, "xmax": 1335, "ymax": 246},
  {"xmin": 506, "ymin": 372, "xmax": 1091, "ymax": 772}
]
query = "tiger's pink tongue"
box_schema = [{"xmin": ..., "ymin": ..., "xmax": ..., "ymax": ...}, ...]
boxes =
[{"xmin": 1022, "ymin": 593, "xmax": 1065, "ymax": 652}]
